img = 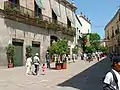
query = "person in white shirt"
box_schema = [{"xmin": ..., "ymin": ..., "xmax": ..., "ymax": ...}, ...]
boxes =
[
  {"xmin": 103, "ymin": 56, "xmax": 120, "ymax": 90},
  {"xmin": 26, "ymin": 56, "xmax": 32, "ymax": 75},
  {"xmin": 33, "ymin": 53, "xmax": 40, "ymax": 75}
]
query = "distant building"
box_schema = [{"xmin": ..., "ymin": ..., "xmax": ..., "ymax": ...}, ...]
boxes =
[
  {"xmin": 100, "ymin": 41, "xmax": 106, "ymax": 47},
  {"xmin": 78, "ymin": 12, "xmax": 92, "ymax": 34},
  {"xmin": 105, "ymin": 9, "xmax": 120, "ymax": 53}
]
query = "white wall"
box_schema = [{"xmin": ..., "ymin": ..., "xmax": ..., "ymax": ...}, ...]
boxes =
[
  {"xmin": 78, "ymin": 16, "xmax": 91, "ymax": 34},
  {"xmin": 75, "ymin": 15, "xmax": 82, "ymax": 45}
]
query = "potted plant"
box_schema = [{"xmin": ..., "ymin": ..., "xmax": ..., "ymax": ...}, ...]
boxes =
[
  {"xmin": 61, "ymin": 56, "xmax": 67, "ymax": 69},
  {"xmin": 6, "ymin": 44, "xmax": 15, "ymax": 68},
  {"xmin": 26, "ymin": 45, "xmax": 32, "ymax": 58},
  {"xmin": 48, "ymin": 40, "xmax": 68, "ymax": 70}
]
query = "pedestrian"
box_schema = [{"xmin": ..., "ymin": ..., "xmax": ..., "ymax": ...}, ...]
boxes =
[
  {"xmin": 96, "ymin": 52, "xmax": 99, "ymax": 61},
  {"xmin": 73, "ymin": 53, "xmax": 76, "ymax": 62},
  {"xmin": 103, "ymin": 56, "xmax": 120, "ymax": 90},
  {"xmin": 33, "ymin": 53, "xmax": 40, "ymax": 75},
  {"xmin": 110, "ymin": 52, "xmax": 113, "ymax": 62},
  {"xmin": 46, "ymin": 52, "xmax": 50, "ymax": 68},
  {"xmin": 42, "ymin": 63, "xmax": 46, "ymax": 75},
  {"xmin": 81, "ymin": 53, "xmax": 84, "ymax": 60},
  {"xmin": 26, "ymin": 55, "xmax": 32, "ymax": 75}
]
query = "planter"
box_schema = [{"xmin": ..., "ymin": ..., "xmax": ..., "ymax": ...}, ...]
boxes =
[
  {"xmin": 55, "ymin": 63, "xmax": 61, "ymax": 70},
  {"xmin": 61, "ymin": 63, "xmax": 67, "ymax": 69},
  {"xmin": 8, "ymin": 63, "xmax": 13, "ymax": 68}
]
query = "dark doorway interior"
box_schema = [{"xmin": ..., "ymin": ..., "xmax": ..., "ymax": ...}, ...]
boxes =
[
  {"xmin": 32, "ymin": 41, "xmax": 40, "ymax": 58},
  {"xmin": 67, "ymin": 17, "xmax": 71, "ymax": 28},
  {"xmin": 13, "ymin": 41, "xmax": 23, "ymax": 67}
]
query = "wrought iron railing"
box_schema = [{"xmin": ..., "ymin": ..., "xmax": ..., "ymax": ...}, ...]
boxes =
[{"xmin": 4, "ymin": 1, "xmax": 76, "ymax": 36}]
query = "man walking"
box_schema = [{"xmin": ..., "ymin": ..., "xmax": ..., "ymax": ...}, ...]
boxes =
[
  {"xmin": 103, "ymin": 56, "xmax": 120, "ymax": 90},
  {"xmin": 46, "ymin": 52, "xmax": 50, "ymax": 68},
  {"xmin": 33, "ymin": 53, "xmax": 40, "ymax": 75},
  {"xmin": 26, "ymin": 55, "xmax": 32, "ymax": 75}
]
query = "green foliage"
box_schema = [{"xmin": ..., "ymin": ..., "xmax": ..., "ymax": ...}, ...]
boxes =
[
  {"xmin": 6, "ymin": 44, "xmax": 15, "ymax": 63},
  {"xmin": 48, "ymin": 40, "xmax": 68, "ymax": 56},
  {"xmin": 99, "ymin": 46, "xmax": 107, "ymax": 53},
  {"xmin": 82, "ymin": 33, "xmax": 100, "ymax": 53},
  {"xmin": 84, "ymin": 46, "xmax": 95, "ymax": 53},
  {"xmin": 26, "ymin": 45, "xmax": 32, "ymax": 58},
  {"xmin": 35, "ymin": 16, "xmax": 40, "ymax": 23},
  {"xmin": 72, "ymin": 45, "xmax": 79, "ymax": 54},
  {"xmin": 6, "ymin": 44, "xmax": 15, "ymax": 57},
  {"xmin": 89, "ymin": 33, "xmax": 100, "ymax": 51}
]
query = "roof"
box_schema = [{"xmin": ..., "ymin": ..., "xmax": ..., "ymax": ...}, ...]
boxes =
[
  {"xmin": 75, "ymin": 14, "xmax": 82, "ymax": 26},
  {"xmin": 104, "ymin": 9, "xmax": 120, "ymax": 30},
  {"xmin": 59, "ymin": 0, "xmax": 77, "ymax": 10},
  {"xmin": 79, "ymin": 15, "xmax": 91, "ymax": 25}
]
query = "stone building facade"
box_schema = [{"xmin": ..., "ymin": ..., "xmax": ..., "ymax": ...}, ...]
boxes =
[
  {"xmin": 105, "ymin": 9, "xmax": 120, "ymax": 54},
  {"xmin": 0, "ymin": 0, "xmax": 76, "ymax": 67}
]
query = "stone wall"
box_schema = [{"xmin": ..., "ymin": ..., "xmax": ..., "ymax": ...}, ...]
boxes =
[{"xmin": 0, "ymin": 11, "xmax": 74, "ymax": 67}]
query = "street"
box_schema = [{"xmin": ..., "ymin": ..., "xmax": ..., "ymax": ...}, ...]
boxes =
[{"xmin": 0, "ymin": 57, "xmax": 110, "ymax": 90}]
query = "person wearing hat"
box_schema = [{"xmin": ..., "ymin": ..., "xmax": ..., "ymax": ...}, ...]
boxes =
[
  {"xmin": 103, "ymin": 56, "xmax": 120, "ymax": 90},
  {"xmin": 33, "ymin": 53, "xmax": 40, "ymax": 75}
]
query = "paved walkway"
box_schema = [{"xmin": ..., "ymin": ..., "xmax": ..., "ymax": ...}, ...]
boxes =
[{"xmin": 0, "ymin": 57, "xmax": 108, "ymax": 90}]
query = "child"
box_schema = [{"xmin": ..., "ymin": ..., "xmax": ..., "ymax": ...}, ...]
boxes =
[{"xmin": 42, "ymin": 64, "xmax": 46, "ymax": 75}]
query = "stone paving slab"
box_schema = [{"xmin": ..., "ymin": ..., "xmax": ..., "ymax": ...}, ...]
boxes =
[{"xmin": 0, "ymin": 57, "xmax": 106, "ymax": 90}]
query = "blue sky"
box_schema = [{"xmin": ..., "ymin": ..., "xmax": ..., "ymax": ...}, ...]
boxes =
[{"xmin": 69, "ymin": 0, "xmax": 120, "ymax": 39}]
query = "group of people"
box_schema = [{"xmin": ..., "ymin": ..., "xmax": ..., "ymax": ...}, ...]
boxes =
[
  {"xmin": 26, "ymin": 52, "xmax": 51, "ymax": 75},
  {"xmin": 80, "ymin": 52, "xmax": 103, "ymax": 62}
]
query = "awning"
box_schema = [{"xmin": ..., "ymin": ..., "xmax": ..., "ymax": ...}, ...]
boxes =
[
  {"xmin": 51, "ymin": 0, "xmax": 60, "ymax": 17},
  {"xmin": 35, "ymin": 0, "xmax": 45, "ymax": 9},
  {"xmin": 66, "ymin": 8, "xmax": 74, "ymax": 23}
]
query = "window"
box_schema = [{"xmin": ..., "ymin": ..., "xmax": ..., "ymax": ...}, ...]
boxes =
[
  {"xmin": 112, "ymin": 27, "xmax": 114, "ymax": 37},
  {"xmin": 52, "ymin": 10, "xmax": 57, "ymax": 23},
  {"xmin": 67, "ymin": 18, "xmax": 71, "ymax": 28},
  {"xmin": 34, "ymin": 1, "xmax": 42, "ymax": 18},
  {"xmin": 9, "ymin": 0, "xmax": 19, "ymax": 5}
]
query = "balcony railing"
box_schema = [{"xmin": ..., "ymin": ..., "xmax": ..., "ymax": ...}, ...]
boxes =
[{"xmin": 4, "ymin": 1, "xmax": 76, "ymax": 36}]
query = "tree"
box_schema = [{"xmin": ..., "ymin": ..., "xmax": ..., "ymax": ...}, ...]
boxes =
[
  {"xmin": 6, "ymin": 44, "xmax": 15, "ymax": 63},
  {"xmin": 82, "ymin": 33, "xmax": 100, "ymax": 52},
  {"xmin": 99, "ymin": 46, "xmax": 107, "ymax": 53},
  {"xmin": 84, "ymin": 46, "xmax": 95, "ymax": 53},
  {"xmin": 48, "ymin": 40, "xmax": 69, "ymax": 59},
  {"xmin": 89, "ymin": 33, "xmax": 100, "ymax": 51}
]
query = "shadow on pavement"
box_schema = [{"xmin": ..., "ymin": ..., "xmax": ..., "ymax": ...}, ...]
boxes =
[{"xmin": 57, "ymin": 57, "xmax": 111, "ymax": 90}]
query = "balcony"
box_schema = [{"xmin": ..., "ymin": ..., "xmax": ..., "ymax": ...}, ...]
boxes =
[{"xmin": 4, "ymin": 1, "xmax": 75, "ymax": 36}]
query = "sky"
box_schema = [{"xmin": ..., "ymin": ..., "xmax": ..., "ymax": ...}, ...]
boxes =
[{"xmin": 68, "ymin": 0, "xmax": 120, "ymax": 39}]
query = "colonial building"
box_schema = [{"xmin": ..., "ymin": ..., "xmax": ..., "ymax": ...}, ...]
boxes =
[
  {"xmin": 105, "ymin": 9, "xmax": 120, "ymax": 53},
  {"xmin": 74, "ymin": 14, "xmax": 82, "ymax": 52},
  {"xmin": 78, "ymin": 12, "xmax": 92, "ymax": 34},
  {"xmin": 0, "ymin": 0, "xmax": 77, "ymax": 67}
]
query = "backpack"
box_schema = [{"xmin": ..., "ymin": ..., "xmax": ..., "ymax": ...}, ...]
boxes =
[{"xmin": 103, "ymin": 70, "xmax": 119, "ymax": 90}]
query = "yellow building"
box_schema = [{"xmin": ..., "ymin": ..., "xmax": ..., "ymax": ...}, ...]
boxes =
[{"xmin": 105, "ymin": 9, "xmax": 120, "ymax": 54}]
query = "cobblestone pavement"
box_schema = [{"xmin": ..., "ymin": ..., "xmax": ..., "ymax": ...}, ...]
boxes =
[{"xmin": 0, "ymin": 57, "xmax": 109, "ymax": 90}]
